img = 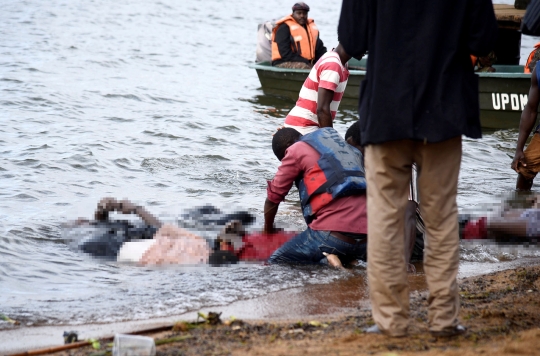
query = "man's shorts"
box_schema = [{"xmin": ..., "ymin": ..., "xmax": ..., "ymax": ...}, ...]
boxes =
[{"xmin": 518, "ymin": 133, "xmax": 540, "ymax": 180}]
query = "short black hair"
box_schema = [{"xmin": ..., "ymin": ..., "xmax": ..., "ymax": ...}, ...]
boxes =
[
  {"xmin": 272, "ymin": 128, "xmax": 302, "ymax": 161},
  {"xmin": 345, "ymin": 120, "xmax": 361, "ymax": 146}
]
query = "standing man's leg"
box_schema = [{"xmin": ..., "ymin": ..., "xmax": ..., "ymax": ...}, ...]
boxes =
[
  {"xmin": 365, "ymin": 141, "xmax": 413, "ymax": 336},
  {"xmin": 515, "ymin": 133, "xmax": 540, "ymax": 190},
  {"xmin": 414, "ymin": 137, "xmax": 462, "ymax": 333},
  {"xmin": 516, "ymin": 173, "xmax": 533, "ymax": 191}
]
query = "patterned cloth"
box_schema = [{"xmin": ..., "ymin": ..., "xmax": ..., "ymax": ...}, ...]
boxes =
[
  {"xmin": 520, "ymin": 209, "xmax": 540, "ymax": 237},
  {"xmin": 275, "ymin": 62, "xmax": 312, "ymax": 69}
]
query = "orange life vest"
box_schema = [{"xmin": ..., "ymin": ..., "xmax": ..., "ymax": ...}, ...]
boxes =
[
  {"xmin": 470, "ymin": 55, "xmax": 477, "ymax": 67},
  {"xmin": 525, "ymin": 42, "xmax": 540, "ymax": 73},
  {"xmin": 271, "ymin": 15, "xmax": 319, "ymax": 63}
]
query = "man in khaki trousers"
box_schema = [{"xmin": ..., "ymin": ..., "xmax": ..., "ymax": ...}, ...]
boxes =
[
  {"xmin": 337, "ymin": 0, "xmax": 497, "ymax": 336},
  {"xmin": 365, "ymin": 138, "xmax": 462, "ymax": 336}
]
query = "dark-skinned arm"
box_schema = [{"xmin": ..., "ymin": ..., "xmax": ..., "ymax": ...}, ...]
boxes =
[
  {"xmin": 263, "ymin": 198, "xmax": 280, "ymax": 233},
  {"xmin": 512, "ymin": 66, "xmax": 540, "ymax": 172},
  {"xmin": 317, "ymin": 88, "xmax": 334, "ymax": 128},
  {"xmin": 95, "ymin": 197, "xmax": 162, "ymax": 228}
]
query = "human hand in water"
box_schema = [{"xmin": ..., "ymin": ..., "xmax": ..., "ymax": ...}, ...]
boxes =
[
  {"xmin": 97, "ymin": 197, "xmax": 120, "ymax": 211},
  {"xmin": 95, "ymin": 197, "xmax": 118, "ymax": 220},
  {"xmin": 511, "ymin": 150, "xmax": 526, "ymax": 173},
  {"xmin": 117, "ymin": 199, "xmax": 138, "ymax": 214},
  {"xmin": 263, "ymin": 226, "xmax": 283, "ymax": 234},
  {"xmin": 95, "ymin": 197, "xmax": 138, "ymax": 219}
]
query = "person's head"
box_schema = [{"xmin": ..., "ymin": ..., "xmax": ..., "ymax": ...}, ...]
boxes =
[
  {"xmin": 345, "ymin": 120, "xmax": 363, "ymax": 154},
  {"xmin": 291, "ymin": 2, "xmax": 309, "ymax": 26},
  {"xmin": 272, "ymin": 128, "xmax": 302, "ymax": 161}
]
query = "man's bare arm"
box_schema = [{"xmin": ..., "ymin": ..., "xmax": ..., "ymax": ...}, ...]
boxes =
[
  {"xmin": 95, "ymin": 197, "xmax": 162, "ymax": 228},
  {"xmin": 512, "ymin": 66, "xmax": 540, "ymax": 172},
  {"xmin": 316, "ymin": 88, "xmax": 335, "ymax": 128},
  {"xmin": 263, "ymin": 198, "xmax": 280, "ymax": 233}
]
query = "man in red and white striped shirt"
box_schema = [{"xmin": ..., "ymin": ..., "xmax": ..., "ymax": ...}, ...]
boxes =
[{"xmin": 284, "ymin": 44, "xmax": 352, "ymax": 135}]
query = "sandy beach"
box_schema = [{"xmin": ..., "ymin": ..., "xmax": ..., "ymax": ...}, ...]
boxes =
[{"xmin": 3, "ymin": 258, "xmax": 540, "ymax": 356}]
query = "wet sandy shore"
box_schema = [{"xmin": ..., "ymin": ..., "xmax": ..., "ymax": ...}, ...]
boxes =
[{"xmin": 2, "ymin": 258, "xmax": 540, "ymax": 355}]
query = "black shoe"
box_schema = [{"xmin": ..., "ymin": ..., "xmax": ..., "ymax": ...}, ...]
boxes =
[{"xmin": 430, "ymin": 324, "xmax": 466, "ymax": 337}]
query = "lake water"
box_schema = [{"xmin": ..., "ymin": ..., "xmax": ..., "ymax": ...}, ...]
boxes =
[{"xmin": 1, "ymin": 0, "xmax": 540, "ymax": 329}]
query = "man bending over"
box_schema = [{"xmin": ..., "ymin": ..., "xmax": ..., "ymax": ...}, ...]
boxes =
[{"xmin": 265, "ymin": 127, "xmax": 368, "ymax": 266}]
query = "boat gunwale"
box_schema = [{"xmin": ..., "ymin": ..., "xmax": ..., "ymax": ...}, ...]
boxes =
[{"xmin": 249, "ymin": 62, "xmax": 531, "ymax": 79}]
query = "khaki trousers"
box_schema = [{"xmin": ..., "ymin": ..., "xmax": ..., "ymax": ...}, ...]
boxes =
[{"xmin": 365, "ymin": 137, "xmax": 461, "ymax": 335}]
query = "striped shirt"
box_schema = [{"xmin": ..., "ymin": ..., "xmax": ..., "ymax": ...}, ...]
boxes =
[{"xmin": 284, "ymin": 51, "xmax": 349, "ymax": 134}]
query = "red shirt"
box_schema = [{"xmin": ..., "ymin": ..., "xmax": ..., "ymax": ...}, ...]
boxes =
[
  {"xmin": 236, "ymin": 231, "xmax": 297, "ymax": 261},
  {"xmin": 267, "ymin": 141, "xmax": 367, "ymax": 234}
]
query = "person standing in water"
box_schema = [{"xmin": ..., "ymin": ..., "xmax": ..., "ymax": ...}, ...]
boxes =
[{"xmin": 511, "ymin": 66, "xmax": 540, "ymax": 191}]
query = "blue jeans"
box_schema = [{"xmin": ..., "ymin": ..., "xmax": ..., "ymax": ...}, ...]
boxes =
[{"xmin": 268, "ymin": 228, "xmax": 367, "ymax": 265}]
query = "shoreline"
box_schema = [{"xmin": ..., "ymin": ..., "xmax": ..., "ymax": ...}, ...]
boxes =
[{"xmin": 2, "ymin": 257, "xmax": 540, "ymax": 355}]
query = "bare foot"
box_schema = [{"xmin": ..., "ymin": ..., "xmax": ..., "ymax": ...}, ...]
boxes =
[{"xmin": 323, "ymin": 253, "xmax": 345, "ymax": 270}]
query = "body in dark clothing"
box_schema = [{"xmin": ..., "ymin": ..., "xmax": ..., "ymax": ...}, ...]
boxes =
[
  {"xmin": 272, "ymin": 22, "xmax": 326, "ymax": 67},
  {"xmin": 338, "ymin": 0, "xmax": 498, "ymax": 145}
]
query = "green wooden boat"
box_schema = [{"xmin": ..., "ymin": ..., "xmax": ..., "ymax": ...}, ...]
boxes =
[
  {"xmin": 249, "ymin": 58, "xmax": 532, "ymax": 130},
  {"xmin": 250, "ymin": 4, "xmax": 535, "ymax": 130}
]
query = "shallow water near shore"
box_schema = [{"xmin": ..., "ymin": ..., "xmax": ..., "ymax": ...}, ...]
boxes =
[{"xmin": 2, "ymin": 0, "xmax": 540, "ymax": 333}]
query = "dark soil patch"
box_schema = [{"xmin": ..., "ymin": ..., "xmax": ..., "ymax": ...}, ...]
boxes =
[{"xmin": 41, "ymin": 265, "xmax": 540, "ymax": 356}]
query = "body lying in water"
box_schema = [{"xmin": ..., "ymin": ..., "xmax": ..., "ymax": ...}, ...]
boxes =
[
  {"xmin": 69, "ymin": 197, "xmax": 299, "ymax": 266},
  {"xmin": 69, "ymin": 194, "xmax": 427, "ymax": 268},
  {"xmin": 461, "ymin": 194, "xmax": 540, "ymax": 243}
]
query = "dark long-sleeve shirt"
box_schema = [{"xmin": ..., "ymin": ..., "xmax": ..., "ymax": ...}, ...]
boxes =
[
  {"xmin": 338, "ymin": 0, "xmax": 498, "ymax": 145},
  {"xmin": 272, "ymin": 23, "xmax": 327, "ymax": 66}
]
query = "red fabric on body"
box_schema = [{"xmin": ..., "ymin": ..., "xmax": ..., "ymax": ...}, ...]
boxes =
[
  {"xmin": 462, "ymin": 217, "xmax": 487, "ymax": 240},
  {"xmin": 236, "ymin": 231, "xmax": 297, "ymax": 261}
]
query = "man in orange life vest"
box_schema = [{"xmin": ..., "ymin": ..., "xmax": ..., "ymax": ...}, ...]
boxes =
[{"xmin": 271, "ymin": 2, "xmax": 327, "ymax": 69}]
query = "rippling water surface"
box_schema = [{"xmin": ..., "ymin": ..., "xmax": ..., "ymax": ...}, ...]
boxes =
[{"xmin": 1, "ymin": 0, "xmax": 540, "ymax": 327}]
